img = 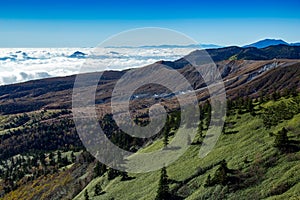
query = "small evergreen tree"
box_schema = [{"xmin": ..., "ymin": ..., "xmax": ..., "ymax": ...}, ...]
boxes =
[
  {"xmin": 204, "ymin": 174, "xmax": 212, "ymax": 187},
  {"xmin": 274, "ymin": 127, "xmax": 290, "ymax": 151},
  {"xmin": 155, "ymin": 166, "xmax": 169, "ymax": 200},
  {"xmin": 57, "ymin": 151, "xmax": 62, "ymax": 164},
  {"xmin": 163, "ymin": 129, "xmax": 169, "ymax": 147},
  {"xmin": 246, "ymin": 98, "xmax": 255, "ymax": 116},
  {"xmin": 222, "ymin": 125, "xmax": 226, "ymax": 134},
  {"xmin": 206, "ymin": 105, "xmax": 212, "ymax": 129},
  {"xmin": 272, "ymin": 91, "xmax": 280, "ymax": 101},
  {"xmin": 107, "ymin": 168, "xmax": 119, "ymax": 180},
  {"xmin": 71, "ymin": 152, "xmax": 76, "ymax": 163},
  {"xmin": 62, "ymin": 156, "xmax": 69, "ymax": 166},
  {"xmin": 94, "ymin": 182, "xmax": 102, "ymax": 196},
  {"xmin": 192, "ymin": 120, "xmax": 204, "ymax": 144},
  {"xmin": 49, "ymin": 152, "xmax": 55, "ymax": 166},
  {"xmin": 197, "ymin": 120, "xmax": 203, "ymax": 138},
  {"xmin": 39, "ymin": 153, "xmax": 46, "ymax": 166},
  {"xmin": 120, "ymin": 171, "xmax": 129, "ymax": 181},
  {"xmin": 290, "ymin": 87, "xmax": 298, "ymax": 97},
  {"xmin": 213, "ymin": 160, "xmax": 228, "ymax": 185},
  {"xmin": 94, "ymin": 161, "xmax": 106, "ymax": 177},
  {"xmin": 49, "ymin": 152, "xmax": 54, "ymax": 160},
  {"xmin": 84, "ymin": 189, "xmax": 89, "ymax": 200},
  {"xmin": 259, "ymin": 91, "xmax": 265, "ymax": 104}
]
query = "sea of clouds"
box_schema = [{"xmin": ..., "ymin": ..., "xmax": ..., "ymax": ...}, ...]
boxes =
[{"xmin": 0, "ymin": 47, "xmax": 197, "ymax": 85}]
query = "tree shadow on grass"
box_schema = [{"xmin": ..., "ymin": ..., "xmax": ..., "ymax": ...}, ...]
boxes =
[{"xmin": 224, "ymin": 130, "xmax": 239, "ymax": 135}]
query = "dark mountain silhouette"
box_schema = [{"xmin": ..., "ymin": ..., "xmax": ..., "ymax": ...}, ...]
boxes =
[
  {"xmin": 244, "ymin": 39, "xmax": 289, "ymax": 48},
  {"xmin": 196, "ymin": 44, "xmax": 300, "ymax": 62},
  {"xmin": 244, "ymin": 38, "xmax": 300, "ymax": 48},
  {"xmin": 165, "ymin": 45, "xmax": 300, "ymax": 68},
  {"xmin": 68, "ymin": 51, "xmax": 87, "ymax": 58},
  {"xmin": 291, "ymin": 42, "xmax": 300, "ymax": 46}
]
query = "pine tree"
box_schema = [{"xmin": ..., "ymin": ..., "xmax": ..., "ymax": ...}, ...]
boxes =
[
  {"xmin": 71, "ymin": 152, "xmax": 76, "ymax": 163},
  {"xmin": 107, "ymin": 168, "xmax": 119, "ymax": 180},
  {"xmin": 205, "ymin": 104, "xmax": 212, "ymax": 129},
  {"xmin": 246, "ymin": 97, "xmax": 255, "ymax": 116},
  {"xmin": 84, "ymin": 189, "xmax": 89, "ymax": 200},
  {"xmin": 94, "ymin": 182, "xmax": 103, "ymax": 196},
  {"xmin": 274, "ymin": 127, "xmax": 290, "ymax": 151},
  {"xmin": 120, "ymin": 171, "xmax": 129, "ymax": 181},
  {"xmin": 57, "ymin": 151, "xmax": 62, "ymax": 164},
  {"xmin": 39, "ymin": 153, "xmax": 46, "ymax": 166},
  {"xmin": 213, "ymin": 160, "xmax": 228, "ymax": 185},
  {"xmin": 94, "ymin": 161, "xmax": 106, "ymax": 177},
  {"xmin": 204, "ymin": 174, "xmax": 212, "ymax": 187},
  {"xmin": 259, "ymin": 91, "xmax": 264, "ymax": 103},
  {"xmin": 163, "ymin": 129, "xmax": 169, "ymax": 147},
  {"xmin": 155, "ymin": 166, "xmax": 169, "ymax": 200},
  {"xmin": 49, "ymin": 152, "xmax": 55, "ymax": 166},
  {"xmin": 197, "ymin": 120, "xmax": 203, "ymax": 138},
  {"xmin": 272, "ymin": 91, "xmax": 280, "ymax": 101},
  {"xmin": 192, "ymin": 119, "xmax": 204, "ymax": 144},
  {"xmin": 134, "ymin": 116, "xmax": 140, "ymax": 125},
  {"xmin": 222, "ymin": 126, "xmax": 226, "ymax": 134},
  {"xmin": 62, "ymin": 156, "xmax": 69, "ymax": 166},
  {"xmin": 287, "ymin": 86, "xmax": 298, "ymax": 97}
]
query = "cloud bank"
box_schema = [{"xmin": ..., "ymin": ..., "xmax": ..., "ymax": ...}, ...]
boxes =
[{"xmin": 0, "ymin": 47, "xmax": 196, "ymax": 85}]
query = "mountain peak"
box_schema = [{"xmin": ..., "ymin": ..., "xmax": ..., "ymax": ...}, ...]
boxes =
[{"xmin": 243, "ymin": 39, "xmax": 289, "ymax": 48}]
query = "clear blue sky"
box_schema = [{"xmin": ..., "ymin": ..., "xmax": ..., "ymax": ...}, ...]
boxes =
[{"xmin": 0, "ymin": 0, "xmax": 300, "ymax": 47}]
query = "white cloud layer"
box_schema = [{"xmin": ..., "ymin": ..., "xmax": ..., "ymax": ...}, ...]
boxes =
[{"xmin": 0, "ymin": 47, "xmax": 196, "ymax": 85}]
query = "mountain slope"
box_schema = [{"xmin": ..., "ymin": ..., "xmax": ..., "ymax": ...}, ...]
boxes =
[
  {"xmin": 1, "ymin": 59, "xmax": 299, "ymax": 115},
  {"xmin": 0, "ymin": 45, "xmax": 300, "ymax": 114},
  {"xmin": 3, "ymin": 94, "xmax": 299, "ymax": 200}
]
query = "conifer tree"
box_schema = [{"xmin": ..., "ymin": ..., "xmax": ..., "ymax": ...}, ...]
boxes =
[
  {"xmin": 84, "ymin": 189, "xmax": 89, "ymax": 200},
  {"xmin": 213, "ymin": 160, "xmax": 228, "ymax": 185},
  {"xmin": 205, "ymin": 103, "xmax": 212, "ymax": 129},
  {"xmin": 155, "ymin": 166, "xmax": 169, "ymax": 200},
  {"xmin": 57, "ymin": 151, "xmax": 62, "ymax": 164},
  {"xmin": 94, "ymin": 182, "xmax": 103, "ymax": 196},
  {"xmin": 274, "ymin": 127, "xmax": 290, "ymax": 151},
  {"xmin": 94, "ymin": 161, "xmax": 106, "ymax": 177},
  {"xmin": 197, "ymin": 120, "xmax": 204, "ymax": 138},
  {"xmin": 71, "ymin": 152, "xmax": 76, "ymax": 163},
  {"xmin": 120, "ymin": 171, "xmax": 129, "ymax": 181},
  {"xmin": 163, "ymin": 129, "xmax": 169, "ymax": 147},
  {"xmin": 107, "ymin": 168, "xmax": 119, "ymax": 180},
  {"xmin": 204, "ymin": 174, "xmax": 212, "ymax": 187},
  {"xmin": 246, "ymin": 97, "xmax": 255, "ymax": 116}
]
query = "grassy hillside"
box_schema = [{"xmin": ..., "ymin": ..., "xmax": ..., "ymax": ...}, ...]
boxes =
[
  {"xmin": 0, "ymin": 93, "xmax": 299, "ymax": 199},
  {"xmin": 72, "ymin": 95, "xmax": 300, "ymax": 200}
]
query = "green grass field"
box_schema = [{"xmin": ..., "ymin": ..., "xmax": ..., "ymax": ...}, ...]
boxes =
[{"xmin": 73, "ymin": 97, "xmax": 300, "ymax": 200}]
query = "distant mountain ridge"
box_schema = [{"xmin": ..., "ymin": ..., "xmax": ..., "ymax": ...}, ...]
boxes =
[
  {"xmin": 169, "ymin": 44, "xmax": 300, "ymax": 68},
  {"xmin": 244, "ymin": 39, "xmax": 300, "ymax": 48},
  {"xmin": 105, "ymin": 44, "xmax": 223, "ymax": 49},
  {"xmin": 105, "ymin": 39, "xmax": 300, "ymax": 49}
]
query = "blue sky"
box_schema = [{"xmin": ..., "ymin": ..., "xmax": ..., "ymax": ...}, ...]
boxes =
[{"xmin": 0, "ymin": 0, "xmax": 300, "ymax": 47}]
